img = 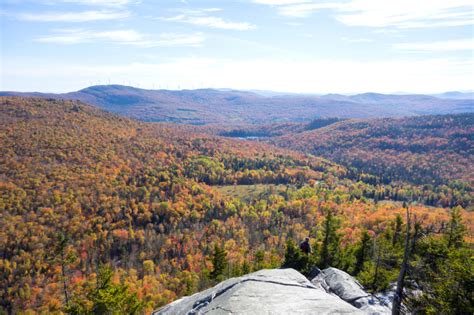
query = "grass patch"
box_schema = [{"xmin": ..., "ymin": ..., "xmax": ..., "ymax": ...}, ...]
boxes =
[{"xmin": 214, "ymin": 184, "xmax": 288, "ymax": 203}]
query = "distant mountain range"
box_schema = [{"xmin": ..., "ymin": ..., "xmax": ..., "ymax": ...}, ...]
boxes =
[
  {"xmin": 1, "ymin": 85, "xmax": 472, "ymax": 125},
  {"xmin": 433, "ymin": 91, "xmax": 474, "ymax": 100}
]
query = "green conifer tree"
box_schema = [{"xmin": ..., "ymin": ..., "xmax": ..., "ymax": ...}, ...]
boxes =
[
  {"xmin": 353, "ymin": 230, "xmax": 371, "ymax": 275},
  {"xmin": 210, "ymin": 244, "xmax": 228, "ymax": 281},
  {"xmin": 319, "ymin": 209, "xmax": 341, "ymax": 268},
  {"xmin": 446, "ymin": 206, "xmax": 467, "ymax": 248},
  {"xmin": 66, "ymin": 266, "xmax": 143, "ymax": 315}
]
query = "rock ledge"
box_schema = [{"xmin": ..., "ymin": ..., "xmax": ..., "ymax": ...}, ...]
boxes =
[{"xmin": 153, "ymin": 268, "xmax": 391, "ymax": 314}]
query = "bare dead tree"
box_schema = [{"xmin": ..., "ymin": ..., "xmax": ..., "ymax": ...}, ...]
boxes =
[{"xmin": 392, "ymin": 206, "xmax": 411, "ymax": 315}]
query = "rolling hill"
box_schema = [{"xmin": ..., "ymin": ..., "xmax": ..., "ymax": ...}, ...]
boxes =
[
  {"xmin": 434, "ymin": 91, "xmax": 474, "ymax": 100},
  {"xmin": 268, "ymin": 114, "xmax": 474, "ymax": 186},
  {"xmin": 1, "ymin": 85, "xmax": 472, "ymax": 125}
]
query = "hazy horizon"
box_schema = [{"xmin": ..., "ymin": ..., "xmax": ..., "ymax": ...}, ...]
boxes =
[{"xmin": 2, "ymin": 83, "xmax": 474, "ymax": 96}]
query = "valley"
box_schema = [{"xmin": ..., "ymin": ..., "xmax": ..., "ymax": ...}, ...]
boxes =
[{"xmin": 3, "ymin": 0, "xmax": 473, "ymax": 312}]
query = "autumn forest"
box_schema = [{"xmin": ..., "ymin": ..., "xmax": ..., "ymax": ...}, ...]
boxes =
[{"xmin": 1, "ymin": 96, "xmax": 473, "ymax": 314}]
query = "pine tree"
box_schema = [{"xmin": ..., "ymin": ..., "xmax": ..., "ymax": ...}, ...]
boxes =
[
  {"xmin": 241, "ymin": 260, "xmax": 251, "ymax": 275},
  {"xmin": 446, "ymin": 206, "xmax": 467, "ymax": 249},
  {"xmin": 392, "ymin": 214, "xmax": 403, "ymax": 246},
  {"xmin": 210, "ymin": 244, "xmax": 228, "ymax": 280},
  {"xmin": 319, "ymin": 209, "xmax": 341, "ymax": 268},
  {"xmin": 282, "ymin": 239, "xmax": 308, "ymax": 272},
  {"xmin": 254, "ymin": 250, "xmax": 265, "ymax": 271},
  {"xmin": 408, "ymin": 215, "xmax": 472, "ymax": 314},
  {"xmin": 353, "ymin": 230, "xmax": 371, "ymax": 275},
  {"xmin": 53, "ymin": 232, "xmax": 77, "ymax": 306},
  {"xmin": 66, "ymin": 266, "xmax": 143, "ymax": 314}
]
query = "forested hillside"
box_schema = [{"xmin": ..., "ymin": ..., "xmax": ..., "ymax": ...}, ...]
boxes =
[
  {"xmin": 269, "ymin": 114, "xmax": 474, "ymax": 188},
  {"xmin": 1, "ymin": 97, "xmax": 472, "ymax": 314}
]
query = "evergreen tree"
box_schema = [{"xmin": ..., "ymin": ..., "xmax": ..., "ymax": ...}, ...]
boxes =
[
  {"xmin": 53, "ymin": 232, "xmax": 77, "ymax": 306},
  {"xmin": 409, "ymin": 238, "xmax": 473, "ymax": 313},
  {"xmin": 66, "ymin": 266, "xmax": 143, "ymax": 315},
  {"xmin": 241, "ymin": 260, "xmax": 251, "ymax": 275},
  {"xmin": 282, "ymin": 239, "xmax": 308, "ymax": 272},
  {"xmin": 353, "ymin": 230, "xmax": 371, "ymax": 275},
  {"xmin": 356, "ymin": 233, "xmax": 399, "ymax": 293},
  {"xmin": 210, "ymin": 244, "xmax": 228, "ymax": 281},
  {"xmin": 254, "ymin": 250, "xmax": 265, "ymax": 271},
  {"xmin": 446, "ymin": 206, "xmax": 467, "ymax": 249},
  {"xmin": 319, "ymin": 209, "xmax": 341, "ymax": 268},
  {"xmin": 392, "ymin": 214, "xmax": 403, "ymax": 246}
]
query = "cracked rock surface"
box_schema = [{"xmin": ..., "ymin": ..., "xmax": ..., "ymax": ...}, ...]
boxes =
[
  {"xmin": 153, "ymin": 268, "xmax": 364, "ymax": 314},
  {"xmin": 311, "ymin": 268, "xmax": 391, "ymax": 315}
]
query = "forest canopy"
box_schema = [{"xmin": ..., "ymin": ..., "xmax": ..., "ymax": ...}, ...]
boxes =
[{"xmin": 0, "ymin": 97, "xmax": 472, "ymax": 314}]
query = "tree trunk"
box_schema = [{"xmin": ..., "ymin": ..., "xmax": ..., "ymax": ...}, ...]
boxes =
[
  {"xmin": 371, "ymin": 242, "xmax": 381, "ymax": 292},
  {"xmin": 61, "ymin": 248, "xmax": 69, "ymax": 305},
  {"xmin": 392, "ymin": 207, "xmax": 411, "ymax": 315}
]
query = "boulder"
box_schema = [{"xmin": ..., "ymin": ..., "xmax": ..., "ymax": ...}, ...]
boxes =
[
  {"xmin": 311, "ymin": 268, "xmax": 391, "ymax": 315},
  {"xmin": 375, "ymin": 281, "xmax": 422, "ymax": 313},
  {"xmin": 153, "ymin": 268, "xmax": 364, "ymax": 314}
]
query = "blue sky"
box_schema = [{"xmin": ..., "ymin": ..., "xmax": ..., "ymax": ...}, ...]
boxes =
[{"xmin": 1, "ymin": 0, "xmax": 473, "ymax": 93}]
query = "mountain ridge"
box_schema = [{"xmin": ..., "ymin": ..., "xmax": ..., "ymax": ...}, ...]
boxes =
[{"xmin": 1, "ymin": 85, "xmax": 472, "ymax": 125}]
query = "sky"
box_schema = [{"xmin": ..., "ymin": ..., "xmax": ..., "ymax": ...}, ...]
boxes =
[{"xmin": 1, "ymin": 0, "xmax": 473, "ymax": 93}]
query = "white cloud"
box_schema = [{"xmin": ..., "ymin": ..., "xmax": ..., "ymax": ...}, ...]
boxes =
[
  {"xmin": 252, "ymin": 0, "xmax": 311, "ymax": 4},
  {"xmin": 277, "ymin": 3, "xmax": 341, "ymax": 17},
  {"xmin": 198, "ymin": 8, "xmax": 222, "ymax": 13},
  {"xmin": 153, "ymin": 33, "xmax": 206, "ymax": 47},
  {"xmin": 164, "ymin": 15, "xmax": 256, "ymax": 30},
  {"xmin": 61, "ymin": 0, "xmax": 132, "ymax": 6},
  {"xmin": 341, "ymin": 36, "xmax": 373, "ymax": 43},
  {"xmin": 252, "ymin": 0, "xmax": 340, "ymax": 18},
  {"xmin": 253, "ymin": 0, "xmax": 474, "ymax": 29},
  {"xmin": 35, "ymin": 29, "xmax": 205, "ymax": 47},
  {"xmin": 373, "ymin": 29, "xmax": 400, "ymax": 34},
  {"xmin": 336, "ymin": 0, "xmax": 474, "ymax": 28},
  {"xmin": 285, "ymin": 22, "xmax": 303, "ymax": 26},
  {"xmin": 4, "ymin": 57, "xmax": 473, "ymax": 93},
  {"xmin": 162, "ymin": 8, "xmax": 256, "ymax": 30},
  {"xmin": 18, "ymin": 10, "xmax": 130, "ymax": 22},
  {"xmin": 393, "ymin": 39, "xmax": 474, "ymax": 52}
]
